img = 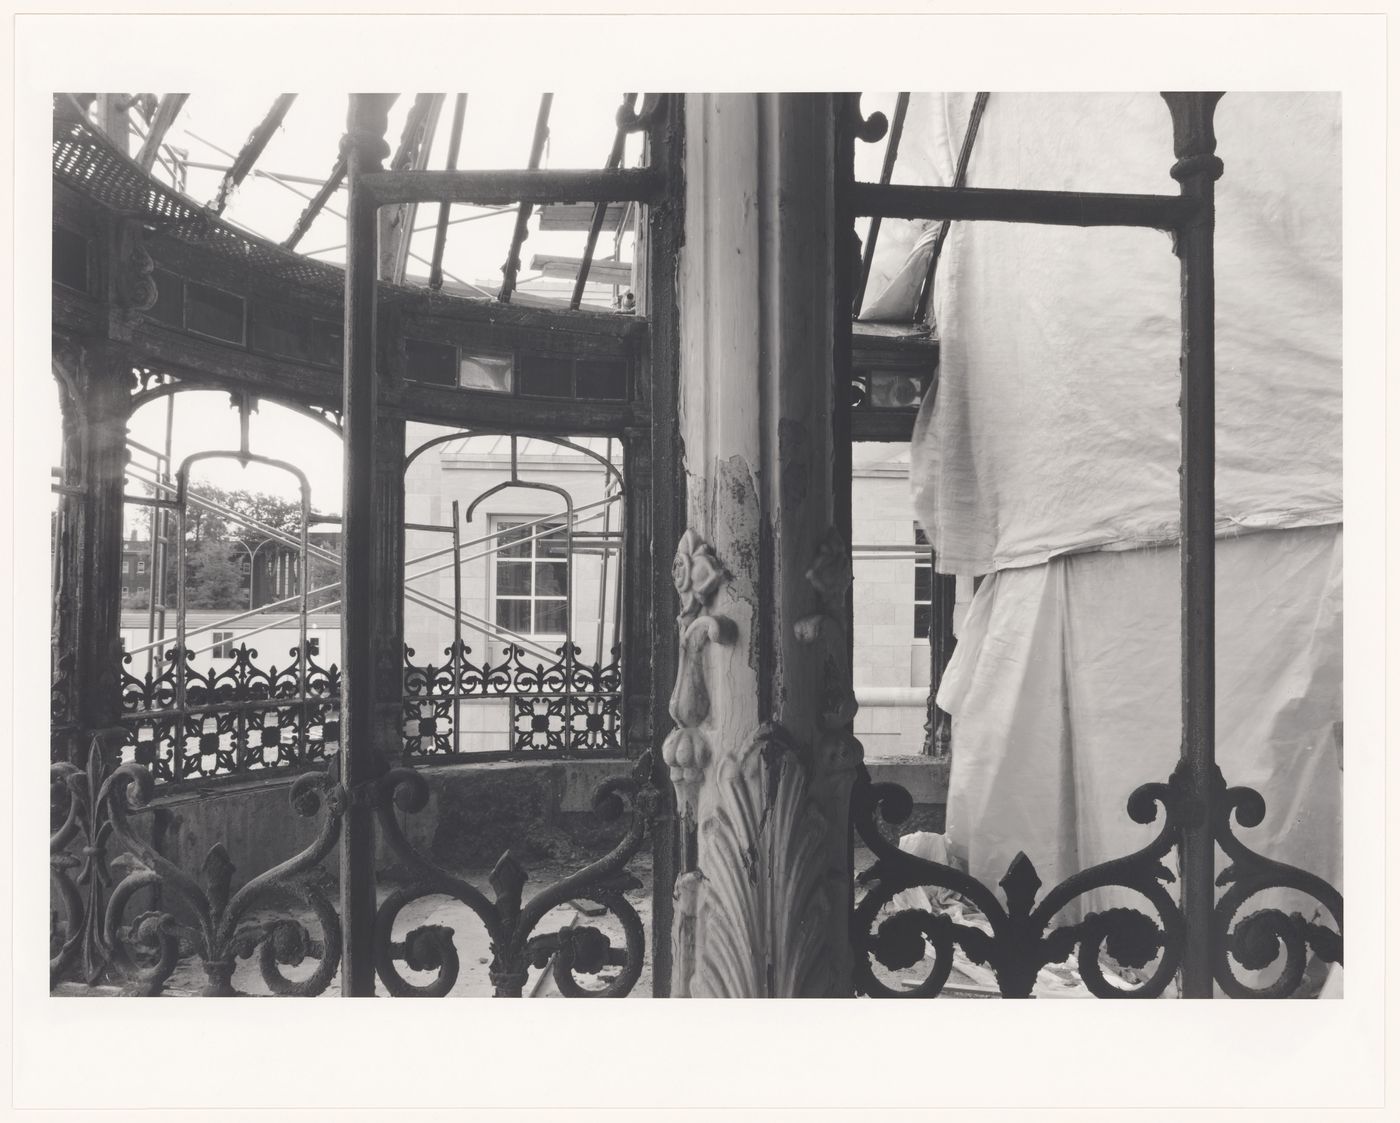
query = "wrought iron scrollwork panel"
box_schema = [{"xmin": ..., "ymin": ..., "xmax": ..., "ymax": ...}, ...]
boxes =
[
  {"xmin": 120, "ymin": 644, "xmax": 343, "ymax": 782},
  {"xmin": 51, "ymin": 734, "xmax": 345, "ymax": 996},
  {"xmin": 401, "ymin": 640, "xmax": 622, "ymax": 760},
  {"xmin": 373, "ymin": 752, "xmax": 658, "ymax": 997},
  {"xmin": 851, "ymin": 760, "xmax": 1343, "ymax": 999},
  {"xmin": 1211, "ymin": 771, "xmax": 1343, "ymax": 998}
]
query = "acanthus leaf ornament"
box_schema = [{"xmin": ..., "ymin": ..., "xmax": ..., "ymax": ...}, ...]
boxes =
[{"xmin": 691, "ymin": 722, "xmax": 835, "ymax": 997}]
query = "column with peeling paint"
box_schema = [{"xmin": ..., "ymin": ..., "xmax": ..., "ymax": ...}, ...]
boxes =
[{"xmin": 664, "ymin": 94, "xmax": 858, "ymax": 998}]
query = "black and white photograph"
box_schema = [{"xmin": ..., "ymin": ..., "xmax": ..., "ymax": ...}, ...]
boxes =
[{"xmin": 8, "ymin": 8, "xmax": 1391, "ymax": 1119}]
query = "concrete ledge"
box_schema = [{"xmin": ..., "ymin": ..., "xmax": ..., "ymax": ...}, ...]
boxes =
[
  {"xmin": 867, "ymin": 755, "xmax": 949, "ymax": 804},
  {"xmin": 110, "ymin": 754, "xmax": 948, "ymax": 884},
  {"xmin": 137, "ymin": 758, "xmax": 637, "ymax": 880}
]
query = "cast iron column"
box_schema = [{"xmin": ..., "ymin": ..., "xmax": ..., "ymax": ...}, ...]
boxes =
[
  {"xmin": 665, "ymin": 94, "xmax": 858, "ymax": 997},
  {"xmin": 339, "ymin": 93, "xmax": 395, "ymax": 997},
  {"xmin": 1163, "ymin": 92, "xmax": 1224, "ymax": 998},
  {"xmin": 52, "ymin": 340, "xmax": 131, "ymax": 765}
]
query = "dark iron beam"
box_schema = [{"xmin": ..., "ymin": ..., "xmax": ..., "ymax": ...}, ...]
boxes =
[
  {"xmin": 359, "ymin": 167, "xmax": 663, "ymax": 210},
  {"xmin": 283, "ymin": 154, "xmax": 347, "ymax": 250},
  {"xmin": 852, "ymin": 92, "xmax": 908, "ymax": 318},
  {"xmin": 211, "ymin": 94, "xmax": 298, "ymax": 216},
  {"xmin": 570, "ymin": 93, "xmax": 636, "ymax": 310},
  {"xmin": 1163, "ymin": 91, "xmax": 1225, "ymax": 1000},
  {"xmin": 134, "ymin": 93, "xmax": 189, "ymax": 173},
  {"xmin": 428, "ymin": 94, "xmax": 468, "ymax": 291},
  {"xmin": 499, "ymin": 94, "xmax": 555, "ymax": 303},
  {"xmin": 338, "ymin": 92, "xmax": 396, "ymax": 998},
  {"xmin": 851, "ymin": 181, "xmax": 1197, "ymax": 231}
]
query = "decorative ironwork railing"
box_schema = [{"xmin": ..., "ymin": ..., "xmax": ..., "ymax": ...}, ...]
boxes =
[
  {"xmin": 403, "ymin": 640, "xmax": 623, "ymax": 758},
  {"xmin": 51, "ymin": 733, "xmax": 656, "ymax": 997},
  {"xmin": 850, "ymin": 761, "xmax": 1343, "ymax": 999},
  {"xmin": 118, "ymin": 639, "xmax": 623, "ymax": 781},
  {"xmin": 120, "ymin": 643, "xmax": 341, "ymax": 781}
]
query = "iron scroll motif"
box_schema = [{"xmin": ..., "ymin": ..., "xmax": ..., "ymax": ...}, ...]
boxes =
[
  {"xmin": 373, "ymin": 752, "xmax": 659, "ymax": 997},
  {"xmin": 852, "ymin": 760, "xmax": 1343, "ymax": 998},
  {"xmin": 1211, "ymin": 769, "xmax": 1343, "ymax": 997},
  {"xmin": 120, "ymin": 643, "xmax": 341, "ymax": 781},
  {"xmin": 402, "ymin": 640, "xmax": 623, "ymax": 758},
  {"xmin": 51, "ymin": 745, "xmax": 118, "ymax": 987},
  {"xmin": 50, "ymin": 732, "xmax": 347, "ymax": 996}
]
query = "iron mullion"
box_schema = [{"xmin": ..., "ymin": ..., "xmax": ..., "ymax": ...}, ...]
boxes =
[
  {"xmin": 451, "ymin": 499, "xmax": 462, "ymax": 758},
  {"xmin": 429, "ymin": 94, "xmax": 468, "ymax": 292},
  {"xmin": 498, "ymin": 95, "xmax": 555, "ymax": 303},
  {"xmin": 210, "ymin": 94, "xmax": 298, "ymax": 216},
  {"xmin": 571, "ymin": 94, "xmax": 636, "ymax": 310},
  {"xmin": 852, "ymin": 91, "xmax": 909, "ymax": 318},
  {"xmin": 1163, "ymin": 91, "xmax": 1225, "ymax": 999}
]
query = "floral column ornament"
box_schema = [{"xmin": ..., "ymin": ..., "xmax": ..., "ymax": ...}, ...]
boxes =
[{"xmin": 661, "ymin": 530, "xmax": 735, "ymax": 817}]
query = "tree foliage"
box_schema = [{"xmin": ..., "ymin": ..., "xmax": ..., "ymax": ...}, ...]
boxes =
[{"xmin": 128, "ymin": 483, "xmax": 341, "ymax": 613}]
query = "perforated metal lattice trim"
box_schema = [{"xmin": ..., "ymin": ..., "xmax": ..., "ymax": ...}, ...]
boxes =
[{"xmin": 53, "ymin": 115, "xmax": 348, "ymax": 295}]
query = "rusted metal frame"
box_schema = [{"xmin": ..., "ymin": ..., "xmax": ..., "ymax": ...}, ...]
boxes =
[
  {"xmin": 210, "ymin": 94, "xmax": 297, "ymax": 216},
  {"xmin": 595, "ymin": 438, "xmax": 616, "ymax": 659},
  {"xmin": 283, "ymin": 154, "xmax": 347, "ymax": 251},
  {"xmin": 399, "ymin": 382, "xmax": 630, "ymax": 436},
  {"xmin": 128, "ymin": 326, "xmax": 342, "ymax": 412},
  {"xmin": 640, "ymin": 94, "xmax": 683, "ymax": 997},
  {"xmin": 359, "ymin": 167, "xmax": 663, "ymax": 210},
  {"xmin": 571, "ymin": 94, "xmax": 636, "ymax": 310},
  {"xmin": 450, "ymin": 500, "xmax": 463, "ymax": 757},
  {"xmin": 498, "ymin": 95, "xmax": 555, "ymax": 304},
  {"xmin": 429, "ymin": 94, "xmax": 468, "ymax": 291},
  {"xmin": 1162, "ymin": 92, "xmax": 1225, "ymax": 999},
  {"xmin": 852, "ymin": 92, "xmax": 909, "ymax": 318},
  {"xmin": 834, "ymin": 94, "xmax": 867, "ymax": 998},
  {"xmin": 339, "ymin": 94, "xmax": 397, "ymax": 997},
  {"xmin": 134, "ymin": 93, "xmax": 189, "ymax": 173},
  {"xmin": 73, "ymin": 348, "xmax": 132, "ymax": 768},
  {"xmin": 851, "ymin": 181, "xmax": 1198, "ymax": 230},
  {"xmin": 383, "ymin": 94, "xmax": 447, "ymax": 285}
]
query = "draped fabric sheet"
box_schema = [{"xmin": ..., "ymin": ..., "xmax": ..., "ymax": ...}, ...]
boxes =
[
  {"xmin": 936, "ymin": 523, "xmax": 1343, "ymax": 923},
  {"xmin": 867, "ymin": 93, "xmax": 1342, "ymax": 575}
]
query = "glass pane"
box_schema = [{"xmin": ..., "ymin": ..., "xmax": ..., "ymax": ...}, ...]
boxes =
[
  {"xmin": 149, "ymin": 267, "xmax": 184, "ymax": 326},
  {"xmin": 405, "ymin": 337, "xmax": 457, "ymax": 386},
  {"xmin": 575, "ymin": 359, "xmax": 627, "ymax": 400},
  {"xmin": 185, "ymin": 282, "xmax": 246, "ymax": 344},
  {"xmin": 536, "ymin": 562, "xmax": 567, "ymax": 597},
  {"xmin": 913, "ymin": 604, "xmax": 932, "ymax": 640},
  {"xmin": 538, "ymin": 525, "xmax": 568, "ymax": 558},
  {"xmin": 914, "ymin": 565, "xmax": 932, "ymax": 603},
  {"xmin": 496, "ymin": 598, "xmax": 531, "ymax": 633},
  {"xmin": 53, "ymin": 225, "xmax": 90, "ymax": 292},
  {"xmin": 497, "ymin": 561, "xmax": 532, "ymax": 595},
  {"xmin": 535, "ymin": 600, "xmax": 568, "ymax": 635},
  {"xmin": 496, "ymin": 521, "xmax": 530, "ymax": 558},
  {"xmin": 519, "ymin": 354, "xmax": 573, "ymax": 397},
  {"xmin": 459, "ymin": 349, "xmax": 514, "ymax": 393}
]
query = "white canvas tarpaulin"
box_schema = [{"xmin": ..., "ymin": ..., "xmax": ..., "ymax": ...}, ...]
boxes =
[
  {"xmin": 866, "ymin": 94, "xmax": 1343, "ymax": 947},
  {"xmin": 864, "ymin": 93, "xmax": 1341, "ymax": 575},
  {"xmin": 937, "ymin": 523, "xmax": 1343, "ymax": 921}
]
